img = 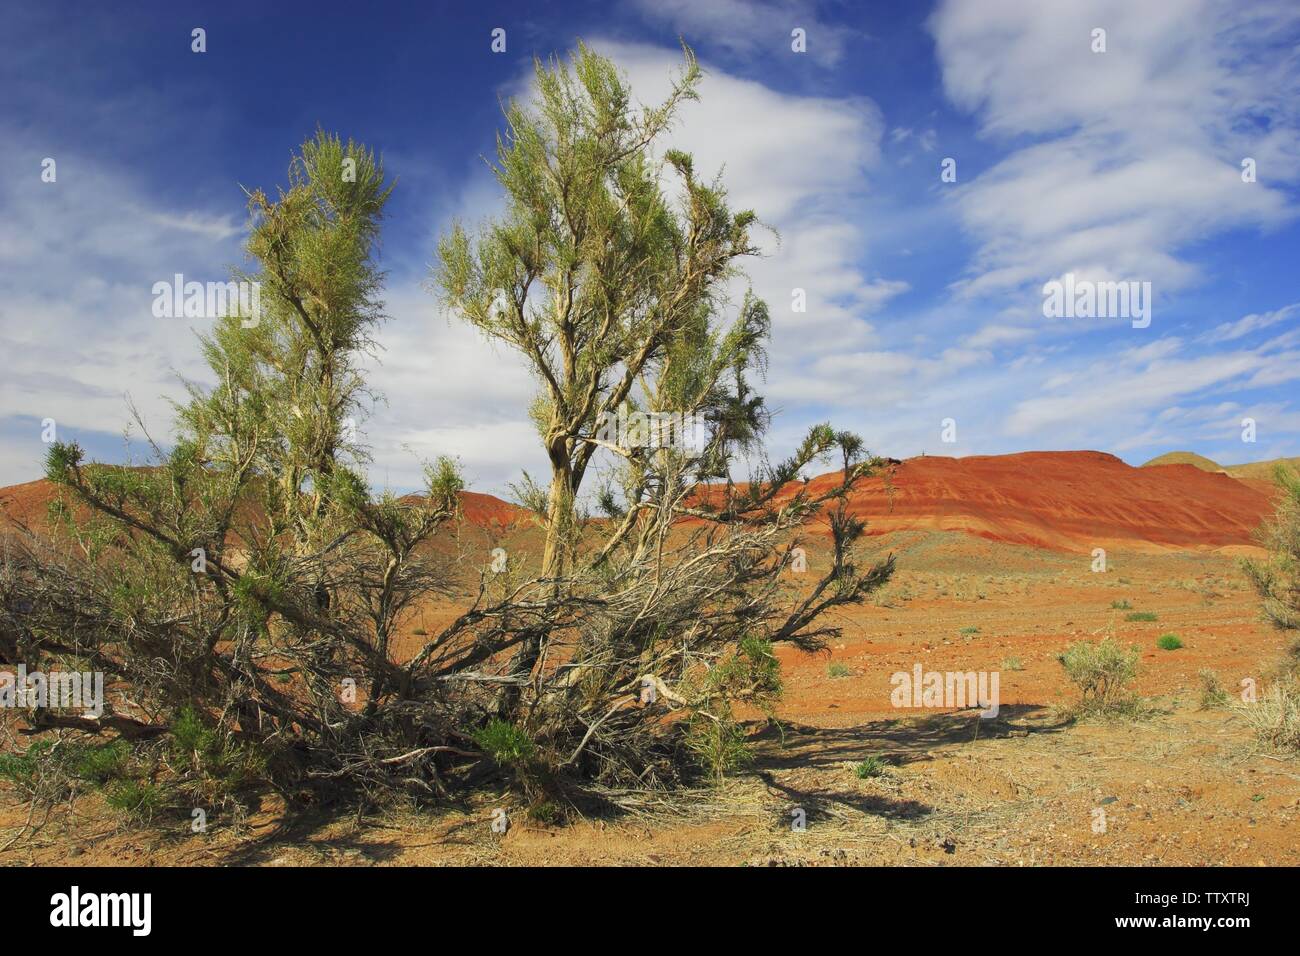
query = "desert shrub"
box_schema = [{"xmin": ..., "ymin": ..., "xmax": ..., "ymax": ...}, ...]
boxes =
[
  {"xmin": 0, "ymin": 740, "xmax": 78, "ymax": 806},
  {"xmin": 1198, "ymin": 669, "xmax": 1229, "ymax": 709},
  {"xmin": 2, "ymin": 46, "xmax": 899, "ymax": 817},
  {"xmin": 685, "ymin": 717, "xmax": 752, "ymax": 781},
  {"xmin": 472, "ymin": 718, "xmax": 536, "ymax": 766},
  {"xmin": 72, "ymin": 740, "xmax": 132, "ymax": 786},
  {"xmin": 827, "ymin": 662, "xmax": 851, "ymax": 678},
  {"xmin": 104, "ymin": 780, "xmax": 165, "ymax": 823},
  {"xmin": 1157, "ymin": 633, "xmax": 1183, "ymax": 650},
  {"xmin": 1111, "ymin": 600, "xmax": 1132, "ymax": 610},
  {"xmin": 0, "ymin": 133, "xmax": 468, "ymax": 806},
  {"xmin": 1238, "ymin": 682, "xmax": 1300, "ymax": 753},
  {"xmin": 1126, "ymin": 611, "xmax": 1158, "ymax": 622},
  {"xmin": 1243, "ymin": 466, "xmax": 1300, "ymax": 633},
  {"xmin": 1002, "ymin": 656, "xmax": 1024, "ymax": 671},
  {"xmin": 1058, "ymin": 638, "xmax": 1141, "ymax": 716},
  {"xmin": 527, "ymin": 800, "xmax": 563, "ymax": 825},
  {"xmin": 431, "ymin": 43, "xmax": 896, "ymax": 803},
  {"xmin": 854, "ymin": 756, "xmax": 887, "ymax": 779}
]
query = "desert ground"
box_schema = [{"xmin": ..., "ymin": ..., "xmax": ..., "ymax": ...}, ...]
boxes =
[{"xmin": 3, "ymin": 489, "xmax": 1296, "ymax": 866}]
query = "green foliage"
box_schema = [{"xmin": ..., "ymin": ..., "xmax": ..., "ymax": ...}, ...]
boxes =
[
  {"xmin": 169, "ymin": 706, "xmax": 264, "ymax": 795},
  {"xmin": 472, "ymin": 718, "xmax": 536, "ymax": 766},
  {"xmin": 854, "ymin": 756, "xmax": 888, "ymax": 779},
  {"xmin": 1126, "ymin": 611, "xmax": 1158, "ymax": 622},
  {"xmin": 827, "ymin": 662, "xmax": 851, "ymax": 678},
  {"xmin": 685, "ymin": 716, "xmax": 751, "ymax": 781},
  {"xmin": 1156, "ymin": 633, "xmax": 1183, "ymax": 651},
  {"xmin": 73, "ymin": 740, "xmax": 132, "ymax": 785},
  {"xmin": 104, "ymin": 780, "xmax": 165, "ymax": 822},
  {"xmin": 1002, "ymin": 656, "xmax": 1024, "ymax": 672},
  {"xmin": 1111, "ymin": 599, "xmax": 1132, "ymax": 610}
]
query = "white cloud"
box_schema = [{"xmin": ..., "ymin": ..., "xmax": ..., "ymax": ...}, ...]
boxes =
[
  {"xmin": 931, "ymin": 0, "xmax": 1300, "ymax": 312},
  {"xmin": 629, "ymin": 0, "xmax": 857, "ymax": 67},
  {"xmin": 1202, "ymin": 302, "xmax": 1300, "ymax": 344}
]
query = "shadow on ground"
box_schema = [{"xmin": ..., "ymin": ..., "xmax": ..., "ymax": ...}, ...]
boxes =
[{"xmin": 741, "ymin": 704, "xmax": 1069, "ymax": 822}]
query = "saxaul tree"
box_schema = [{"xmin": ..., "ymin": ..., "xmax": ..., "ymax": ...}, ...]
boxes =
[
  {"xmin": 1, "ymin": 133, "xmax": 466, "ymax": 808},
  {"xmin": 435, "ymin": 44, "xmax": 896, "ymax": 799},
  {"xmin": 1244, "ymin": 466, "xmax": 1300, "ymax": 634}
]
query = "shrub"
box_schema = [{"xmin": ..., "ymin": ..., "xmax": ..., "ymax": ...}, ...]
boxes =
[
  {"xmin": 471, "ymin": 718, "xmax": 536, "ymax": 766},
  {"xmin": 827, "ymin": 662, "xmax": 851, "ymax": 678},
  {"xmin": 104, "ymin": 780, "xmax": 165, "ymax": 822},
  {"xmin": 854, "ymin": 756, "xmax": 888, "ymax": 779},
  {"xmin": 1198, "ymin": 669, "xmax": 1229, "ymax": 709},
  {"xmin": 1058, "ymin": 638, "xmax": 1141, "ymax": 716},
  {"xmin": 73, "ymin": 740, "xmax": 132, "ymax": 786},
  {"xmin": 685, "ymin": 716, "xmax": 752, "ymax": 781},
  {"xmin": 1002, "ymin": 656, "xmax": 1024, "ymax": 672},
  {"xmin": 1238, "ymin": 682, "xmax": 1300, "ymax": 753},
  {"xmin": 1242, "ymin": 466, "xmax": 1300, "ymax": 632},
  {"xmin": 1157, "ymin": 633, "xmax": 1183, "ymax": 650},
  {"xmin": 1111, "ymin": 600, "xmax": 1132, "ymax": 610},
  {"xmin": 1126, "ymin": 611, "xmax": 1158, "ymax": 622}
]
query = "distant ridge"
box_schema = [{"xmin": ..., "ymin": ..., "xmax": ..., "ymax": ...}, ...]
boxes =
[
  {"xmin": 1221, "ymin": 456, "xmax": 1300, "ymax": 481},
  {"xmin": 1140, "ymin": 451, "xmax": 1224, "ymax": 472},
  {"xmin": 1141, "ymin": 450, "xmax": 1300, "ymax": 483}
]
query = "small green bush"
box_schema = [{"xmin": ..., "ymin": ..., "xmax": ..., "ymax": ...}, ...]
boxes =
[
  {"xmin": 1001, "ymin": 656, "xmax": 1024, "ymax": 672},
  {"xmin": 73, "ymin": 740, "xmax": 132, "ymax": 785},
  {"xmin": 472, "ymin": 718, "xmax": 536, "ymax": 765},
  {"xmin": 1058, "ymin": 638, "xmax": 1141, "ymax": 716},
  {"xmin": 1157, "ymin": 633, "xmax": 1183, "ymax": 651},
  {"xmin": 854, "ymin": 756, "xmax": 888, "ymax": 779},
  {"xmin": 1111, "ymin": 600, "xmax": 1132, "ymax": 610},
  {"xmin": 827, "ymin": 662, "xmax": 851, "ymax": 678},
  {"xmin": 104, "ymin": 780, "xmax": 164, "ymax": 822},
  {"xmin": 1126, "ymin": 611, "xmax": 1158, "ymax": 622},
  {"xmin": 685, "ymin": 716, "xmax": 751, "ymax": 781}
]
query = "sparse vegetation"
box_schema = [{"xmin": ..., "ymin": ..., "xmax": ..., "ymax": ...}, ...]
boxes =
[
  {"xmin": 1198, "ymin": 669, "xmax": 1229, "ymax": 709},
  {"xmin": 1058, "ymin": 637, "xmax": 1142, "ymax": 717},
  {"xmin": 1111, "ymin": 599, "xmax": 1132, "ymax": 610},
  {"xmin": 1238, "ymin": 682, "xmax": 1300, "ymax": 753},
  {"xmin": 1243, "ymin": 466, "xmax": 1300, "ymax": 633},
  {"xmin": 854, "ymin": 756, "xmax": 888, "ymax": 779},
  {"xmin": 1157, "ymin": 633, "xmax": 1183, "ymax": 650},
  {"xmin": 1002, "ymin": 656, "xmax": 1024, "ymax": 671},
  {"xmin": 1126, "ymin": 611, "xmax": 1159, "ymax": 622},
  {"xmin": 827, "ymin": 662, "xmax": 852, "ymax": 678}
]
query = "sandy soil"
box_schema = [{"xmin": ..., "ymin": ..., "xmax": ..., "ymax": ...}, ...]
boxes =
[{"xmin": 3, "ymin": 528, "xmax": 1296, "ymax": 867}]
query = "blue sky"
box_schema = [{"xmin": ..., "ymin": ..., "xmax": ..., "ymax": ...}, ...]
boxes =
[{"xmin": 2, "ymin": 0, "xmax": 1298, "ymax": 495}]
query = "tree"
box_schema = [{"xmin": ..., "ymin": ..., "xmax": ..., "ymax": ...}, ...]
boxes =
[
  {"xmin": 434, "ymin": 44, "xmax": 896, "ymax": 794},
  {"xmin": 3, "ymin": 132, "xmax": 466, "ymax": 806}
]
